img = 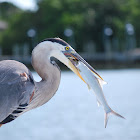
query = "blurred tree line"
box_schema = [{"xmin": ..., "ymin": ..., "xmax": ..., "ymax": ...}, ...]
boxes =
[{"xmin": 0, "ymin": 0, "xmax": 140, "ymax": 55}]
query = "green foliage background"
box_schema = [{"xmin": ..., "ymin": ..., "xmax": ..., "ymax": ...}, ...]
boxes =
[{"xmin": 0, "ymin": 0, "xmax": 140, "ymax": 54}]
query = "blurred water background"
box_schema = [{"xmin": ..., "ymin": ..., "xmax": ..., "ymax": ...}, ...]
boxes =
[{"xmin": 0, "ymin": 69, "xmax": 139, "ymax": 140}]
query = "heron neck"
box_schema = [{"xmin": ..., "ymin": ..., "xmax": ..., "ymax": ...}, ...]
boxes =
[
  {"xmin": 26, "ymin": 44, "xmax": 61, "ymax": 109},
  {"xmin": 31, "ymin": 45, "xmax": 60, "ymax": 81}
]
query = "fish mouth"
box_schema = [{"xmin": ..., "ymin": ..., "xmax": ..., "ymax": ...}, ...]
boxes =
[
  {"xmin": 64, "ymin": 52, "xmax": 104, "ymax": 81},
  {"xmin": 69, "ymin": 58, "xmax": 78, "ymax": 68}
]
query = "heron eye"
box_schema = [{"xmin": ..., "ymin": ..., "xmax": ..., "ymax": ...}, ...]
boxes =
[{"xmin": 65, "ymin": 47, "xmax": 70, "ymax": 51}]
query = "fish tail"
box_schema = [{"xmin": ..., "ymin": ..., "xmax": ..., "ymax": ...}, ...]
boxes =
[{"xmin": 104, "ymin": 109, "xmax": 125, "ymax": 128}]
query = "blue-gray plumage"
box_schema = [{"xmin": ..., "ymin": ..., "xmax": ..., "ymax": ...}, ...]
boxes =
[
  {"xmin": 0, "ymin": 60, "xmax": 35, "ymax": 124},
  {"xmin": 0, "ymin": 38, "xmax": 110, "ymax": 127}
]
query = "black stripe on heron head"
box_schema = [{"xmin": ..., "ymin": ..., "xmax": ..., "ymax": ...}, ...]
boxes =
[{"xmin": 41, "ymin": 38, "xmax": 69, "ymax": 46}]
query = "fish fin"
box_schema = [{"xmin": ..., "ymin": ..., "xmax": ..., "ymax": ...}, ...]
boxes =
[
  {"xmin": 98, "ymin": 79, "xmax": 107, "ymax": 88},
  {"xmin": 97, "ymin": 99, "xmax": 101, "ymax": 107},
  {"xmin": 87, "ymin": 84, "xmax": 91, "ymax": 90},
  {"xmin": 104, "ymin": 110, "xmax": 125, "ymax": 128}
]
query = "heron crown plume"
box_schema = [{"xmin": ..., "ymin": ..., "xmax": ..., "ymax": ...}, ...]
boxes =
[{"xmin": 41, "ymin": 38, "xmax": 69, "ymax": 47}]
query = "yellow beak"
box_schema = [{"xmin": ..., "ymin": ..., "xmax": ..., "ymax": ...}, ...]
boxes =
[
  {"xmin": 67, "ymin": 60, "xmax": 86, "ymax": 83},
  {"xmin": 64, "ymin": 51, "xmax": 104, "ymax": 81}
]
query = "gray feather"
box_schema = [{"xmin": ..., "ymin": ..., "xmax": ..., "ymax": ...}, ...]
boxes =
[{"xmin": 0, "ymin": 60, "xmax": 35, "ymax": 122}]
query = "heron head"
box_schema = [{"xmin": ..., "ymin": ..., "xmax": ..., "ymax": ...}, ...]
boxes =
[{"xmin": 40, "ymin": 38, "xmax": 103, "ymax": 82}]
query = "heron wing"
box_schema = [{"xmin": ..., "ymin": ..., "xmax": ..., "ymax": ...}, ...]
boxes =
[{"xmin": 0, "ymin": 60, "xmax": 35, "ymax": 123}]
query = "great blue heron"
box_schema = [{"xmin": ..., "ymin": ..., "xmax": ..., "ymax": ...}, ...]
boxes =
[{"xmin": 0, "ymin": 38, "xmax": 104, "ymax": 127}]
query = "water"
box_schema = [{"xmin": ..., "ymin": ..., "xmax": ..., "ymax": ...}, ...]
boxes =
[{"xmin": 0, "ymin": 69, "xmax": 140, "ymax": 140}]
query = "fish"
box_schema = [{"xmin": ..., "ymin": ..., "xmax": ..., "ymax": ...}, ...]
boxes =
[{"xmin": 76, "ymin": 62, "xmax": 125, "ymax": 128}]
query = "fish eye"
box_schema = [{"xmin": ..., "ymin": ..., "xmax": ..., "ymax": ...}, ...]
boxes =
[{"xmin": 65, "ymin": 46, "xmax": 70, "ymax": 51}]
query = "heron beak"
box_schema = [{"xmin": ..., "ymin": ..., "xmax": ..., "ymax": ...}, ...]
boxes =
[{"xmin": 64, "ymin": 51, "xmax": 104, "ymax": 82}]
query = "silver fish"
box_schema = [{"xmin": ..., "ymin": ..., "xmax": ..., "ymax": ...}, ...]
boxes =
[{"xmin": 76, "ymin": 62, "xmax": 125, "ymax": 128}]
